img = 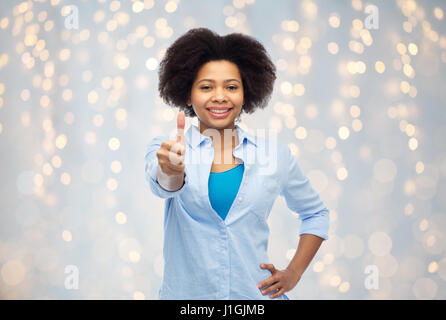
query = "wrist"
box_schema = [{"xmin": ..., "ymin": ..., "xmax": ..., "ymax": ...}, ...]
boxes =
[
  {"xmin": 286, "ymin": 265, "xmax": 303, "ymax": 279},
  {"xmin": 157, "ymin": 166, "xmax": 185, "ymax": 191}
]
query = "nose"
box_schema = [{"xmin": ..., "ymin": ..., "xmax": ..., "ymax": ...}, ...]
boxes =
[{"xmin": 212, "ymin": 86, "xmax": 227, "ymax": 103}]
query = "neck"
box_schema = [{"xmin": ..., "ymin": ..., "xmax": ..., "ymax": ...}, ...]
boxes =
[{"xmin": 198, "ymin": 122, "xmax": 238, "ymax": 152}]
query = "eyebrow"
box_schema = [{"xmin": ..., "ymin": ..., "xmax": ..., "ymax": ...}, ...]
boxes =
[{"xmin": 197, "ymin": 79, "xmax": 241, "ymax": 84}]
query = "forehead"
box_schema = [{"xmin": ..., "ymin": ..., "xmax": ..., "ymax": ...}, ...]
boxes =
[{"xmin": 195, "ymin": 60, "xmax": 241, "ymax": 82}]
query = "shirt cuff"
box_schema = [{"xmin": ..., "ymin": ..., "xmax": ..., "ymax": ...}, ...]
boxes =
[
  {"xmin": 149, "ymin": 163, "xmax": 187, "ymax": 198},
  {"xmin": 157, "ymin": 166, "xmax": 185, "ymax": 191},
  {"xmin": 299, "ymin": 210, "xmax": 329, "ymax": 240}
]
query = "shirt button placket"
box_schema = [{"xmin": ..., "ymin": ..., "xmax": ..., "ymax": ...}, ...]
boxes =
[{"xmin": 219, "ymin": 225, "xmax": 230, "ymax": 299}]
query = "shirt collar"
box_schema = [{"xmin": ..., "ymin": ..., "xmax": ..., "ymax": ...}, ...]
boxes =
[{"xmin": 186, "ymin": 123, "xmax": 257, "ymax": 150}]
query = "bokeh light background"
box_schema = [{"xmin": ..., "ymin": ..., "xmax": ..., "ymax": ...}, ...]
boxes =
[{"xmin": 1, "ymin": 0, "xmax": 446, "ymax": 300}]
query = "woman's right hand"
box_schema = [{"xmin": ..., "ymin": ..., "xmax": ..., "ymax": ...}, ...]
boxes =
[{"xmin": 156, "ymin": 111, "xmax": 186, "ymax": 177}]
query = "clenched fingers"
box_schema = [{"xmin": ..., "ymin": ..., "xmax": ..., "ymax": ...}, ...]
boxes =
[
  {"xmin": 157, "ymin": 147, "xmax": 184, "ymax": 163},
  {"xmin": 167, "ymin": 150, "xmax": 184, "ymax": 166},
  {"xmin": 161, "ymin": 140, "xmax": 185, "ymax": 156},
  {"xmin": 160, "ymin": 161, "xmax": 184, "ymax": 176}
]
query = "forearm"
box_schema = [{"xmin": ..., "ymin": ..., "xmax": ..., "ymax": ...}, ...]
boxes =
[{"xmin": 286, "ymin": 233, "xmax": 324, "ymax": 278}]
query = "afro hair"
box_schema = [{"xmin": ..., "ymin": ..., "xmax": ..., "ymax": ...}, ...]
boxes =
[{"xmin": 158, "ymin": 28, "xmax": 277, "ymax": 119}]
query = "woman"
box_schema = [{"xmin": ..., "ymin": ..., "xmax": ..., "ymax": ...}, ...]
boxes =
[{"xmin": 145, "ymin": 28, "xmax": 329, "ymax": 300}]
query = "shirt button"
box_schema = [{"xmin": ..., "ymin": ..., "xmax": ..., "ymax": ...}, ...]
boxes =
[{"xmin": 238, "ymin": 196, "xmax": 243, "ymax": 202}]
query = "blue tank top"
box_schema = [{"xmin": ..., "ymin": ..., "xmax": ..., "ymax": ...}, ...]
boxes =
[{"xmin": 208, "ymin": 163, "xmax": 244, "ymax": 221}]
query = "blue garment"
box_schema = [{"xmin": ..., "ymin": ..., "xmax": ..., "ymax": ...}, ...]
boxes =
[
  {"xmin": 145, "ymin": 124, "xmax": 330, "ymax": 300},
  {"xmin": 208, "ymin": 163, "xmax": 244, "ymax": 221}
]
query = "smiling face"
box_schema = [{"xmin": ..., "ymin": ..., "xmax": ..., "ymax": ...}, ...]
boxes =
[{"xmin": 187, "ymin": 60, "xmax": 244, "ymax": 135}]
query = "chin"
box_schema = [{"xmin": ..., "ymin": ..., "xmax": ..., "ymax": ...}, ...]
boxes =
[
  {"xmin": 199, "ymin": 119, "xmax": 235, "ymax": 130},
  {"xmin": 208, "ymin": 122, "xmax": 235, "ymax": 130}
]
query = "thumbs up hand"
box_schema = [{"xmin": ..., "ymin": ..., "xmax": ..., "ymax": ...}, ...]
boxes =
[{"xmin": 156, "ymin": 111, "xmax": 186, "ymax": 177}]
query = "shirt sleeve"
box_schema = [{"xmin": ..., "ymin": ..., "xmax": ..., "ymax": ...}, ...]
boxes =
[
  {"xmin": 279, "ymin": 144, "xmax": 330, "ymax": 240},
  {"xmin": 144, "ymin": 135, "xmax": 188, "ymax": 199}
]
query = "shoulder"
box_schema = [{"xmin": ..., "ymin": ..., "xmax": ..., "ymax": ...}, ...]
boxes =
[
  {"xmin": 253, "ymin": 133, "xmax": 290, "ymax": 159},
  {"xmin": 249, "ymin": 132, "xmax": 292, "ymax": 178},
  {"xmin": 278, "ymin": 141, "xmax": 293, "ymax": 159}
]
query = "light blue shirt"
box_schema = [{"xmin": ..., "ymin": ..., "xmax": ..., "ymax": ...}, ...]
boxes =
[{"xmin": 144, "ymin": 124, "xmax": 329, "ymax": 300}]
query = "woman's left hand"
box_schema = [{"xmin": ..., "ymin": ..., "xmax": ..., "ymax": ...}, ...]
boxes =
[{"xmin": 257, "ymin": 264, "xmax": 301, "ymax": 299}]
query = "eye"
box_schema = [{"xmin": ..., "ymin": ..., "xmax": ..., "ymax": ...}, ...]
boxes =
[{"xmin": 199, "ymin": 85, "xmax": 238, "ymax": 90}]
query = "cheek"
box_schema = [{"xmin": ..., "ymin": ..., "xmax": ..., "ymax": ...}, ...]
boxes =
[
  {"xmin": 191, "ymin": 92, "xmax": 210, "ymax": 106},
  {"xmin": 235, "ymin": 93, "xmax": 244, "ymax": 106},
  {"xmin": 226, "ymin": 91, "xmax": 243, "ymax": 104}
]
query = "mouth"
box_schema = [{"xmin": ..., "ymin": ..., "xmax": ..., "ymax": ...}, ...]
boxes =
[{"xmin": 206, "ymin": 107, "xmax": 233, "ymax": 119}]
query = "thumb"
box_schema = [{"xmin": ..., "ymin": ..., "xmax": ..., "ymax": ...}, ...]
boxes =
[
  {"xmin": 176, "ymin": 111, "xmax": 186, "ymax": 145},
  {"xmin": 260, "ymin": 264, "xmax": 276, "ymax": 273}
]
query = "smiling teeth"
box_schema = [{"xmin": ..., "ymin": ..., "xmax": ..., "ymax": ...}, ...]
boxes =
[{"xmin": 209, "ymin": 109, "xmax": 230, "ymax": 114}]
